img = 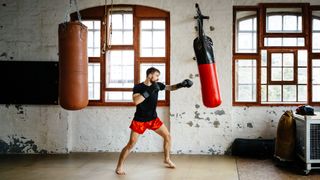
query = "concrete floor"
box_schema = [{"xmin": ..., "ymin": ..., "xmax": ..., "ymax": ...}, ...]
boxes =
[{"xmin": 0, "ymin": 153, "xmax": 320, "ymax": 180}]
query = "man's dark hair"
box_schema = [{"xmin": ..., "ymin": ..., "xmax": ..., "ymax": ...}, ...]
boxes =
[{"xmin": 146, "ymin": 67, "xmax": 160, "ymax": 77}]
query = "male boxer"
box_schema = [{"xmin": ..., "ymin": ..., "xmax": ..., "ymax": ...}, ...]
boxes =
[{"xmin": 115, "ymin": 67, "xmax": 193, "ymax": 175}]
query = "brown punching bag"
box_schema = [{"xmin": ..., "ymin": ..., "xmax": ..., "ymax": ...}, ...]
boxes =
[
  {"xmin": 58, "ymin": 21, "xmax": 88, "ymax": 110},
  {"xmin": 274, "ymin": 110, "xmax": 296, "ymax": 161}
]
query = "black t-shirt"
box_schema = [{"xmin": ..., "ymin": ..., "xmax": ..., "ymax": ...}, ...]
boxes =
[{"xmin": 133, "ymin": 82, "xmax": 165, "ymax": 122}]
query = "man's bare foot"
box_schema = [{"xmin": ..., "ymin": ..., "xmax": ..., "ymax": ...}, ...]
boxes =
[
  {"xmin": 164, "ymin": 159, "xmax": 176, "ymax": 168},
  {"xmin": 115, "ymin": 167, "xmax": 126, "ymax": 175}
]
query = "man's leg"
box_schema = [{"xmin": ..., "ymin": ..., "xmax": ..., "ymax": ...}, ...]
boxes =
[
  {"xmin": 154, "ymin": 124, "xmax": 176, "ymax": 168},
  {"xmin": 115, "ymin": 130, "xmax": 140, "ymax": 175}
]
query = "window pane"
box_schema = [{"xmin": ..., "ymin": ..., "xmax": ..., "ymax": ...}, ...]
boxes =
[
  {"xmin": 235, "ymin": 11, "xmax": 257, "ymax": 53},
  {"xmin": 140, "ymin": 48, "xmax": 152, "ymax": 57},
  {"xmin": 88, "ymin": 63, "xmax": 100, "ymax": 100},
  {"xmin": 283, "ymin": 85, "xmax": 296, "ymax": 102},
  {"xmin": 239, "ymin": 18, "xmax": 253, "ymax": 31},
  {"xmin": 313, "ymin": 67, "xmax": 320, "ymax": 84},
  {"xmin": 271, "ymin": 68, "xmax": 282, "ymax": 81},
  {"xmin": 261, "ymin": 85, "xmax": 267, "ymax": 102},
  {"xmin": 105, "ymin": 91, "xmax": 132, "ymax": 102},
  {"xmin": 83, "ymin": 20, "xmax": 101, "ymax": 57},
  {"xmin": 237, "ymin": 85, "xmax": 256, "ymax": 101},
  {"xmin": 298, "ymin": 68, "xmax": 307, "ymax": 84},
  {"xmin": 94, "ymin": 83, "xmax": 100, "ymax": 100},
  {"xmin": 140, "ymin": 63, "xmax": 166, "ymax": 100},
  {"xmin": 298, "ymin": 85, "xmax": 307, "ymax": 102},
  {"xmin": 312, "ymin": 60, "xmax": 320, "ymax": 102},
  {"xmin": 283, "ymin": 68, "xmax": 294, "ymax": 81},
  {"xmin": 267, "ymin": 15, "xmax": 282, "ymax": 31},
  {"xmin": 313, "ymin": 85, "xmax": 320, "ymax": 102},
  {"xmin": 124, "ymin": 14, "xmax": 133, "ymax": 29},
  {"xmin": 111, "ymin": 31, "xmax": 123, "ymax": 44},
  {"xmin": 153, "ymin": 21, "xmax": 165, "ymax": 29},
  {"xmin": 261, "ymin": 67, "xmax": 267, "ymax": 84},
  {"xmin": 153, "ymin": 31, "xmax": 165, "ymax": 48},
  {"xmin": 313, "ymin": 18, "xmax": 320, "ymax": 31},
  {"xmin": 265, "ymin": 38, "xmax": 282, "ymax": 46},
  {"xmin": 111, "ymin": 14, "xmax": 123, "ymax": 29},
  {"xmin": 153, "ymin": 48, "xmax": 165, "ymax": 57},
  {"xmin": 283, "ymin": 53, "xmax": 294, "ymax": 66},
  {"xmin": 235, "ymin": 59, "xmax": 256, "ymax": 102},
  {"xmin": 140, "ymin": 20, "xmax": 166, "ymax": 57},
  {"xmin": 283, "ymin": 15, "xmax": 297, "ymax": 31},
  {"xmin": 298, "ymin": 50, "xmax": 308, "ymax": 66},
  {"xmin": 110, "ymin": 12, "xmax": 133, "ymax": 45},
  {"xmin": 238, "ymin": 33, "xmax": 253, "ymax": 50},
  {"xmin": 264, "ymin": 38, "xmax": 304, "ymax": 47},
  {"xmin": 106, "ymin": 50, "xmax": 134, "ymax": 88},
  {"xmin": 268, "ymin": 85, "xmax": 281, "ymax": 101},
  {"xmin": 89, "ymin": 83, "xmax": 94, "ymax": 99},
  {"xmin": 141, "ymin": 31, "xmax": 152, "ymax": 47},
  {"xmin": 141, "ymin": 21, "xmax": 152, "ymax": 29},
  {"xmin": 283, "ymin": 38, "xmax": 297, "ymax": 46},
  {"xmin": 123, "ymin": 31, "xmax": 133, "ymax": 44},
  {"xmin": 313, "ymin": 59, "xmax": 320, "ymax": 67},
  {"xmin": 261, "ymin": 50, "xmax": 267, "ymax": 66},
  {"xmin": 298, "ymin": 16, "xmax": 302, "ymax": 31},
  {"xmin": 271, "ymin": 53, "xmax": 282, "ymax": 66},
  {"xmin": 312, "ymin": 32, "xmax": 320, "ymax": 53}
]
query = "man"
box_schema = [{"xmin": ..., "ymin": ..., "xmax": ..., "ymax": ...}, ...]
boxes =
[{"xmin": 115, "ymin": 67, "xmax": 193, "ymax": 175}]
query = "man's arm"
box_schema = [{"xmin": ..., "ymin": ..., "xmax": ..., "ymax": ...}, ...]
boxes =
[
  {"xmin": 165, "ymin": 84, "xmax": 180, "ymax": 91},
  {"xmin": 164, "ymin": 79, "xmax": 193, "ymax": 91},
  {"xmin": 132, "ymin": 93, "xmax": 145, "ymax": 105},
  {"xmin": 132, "ymin": 83, "xmax": 160, "ymax": 105}
]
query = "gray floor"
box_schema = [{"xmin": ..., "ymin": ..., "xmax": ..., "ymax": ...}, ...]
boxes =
[{"xmin": 0, "ymin": 152, "xmax": 320, "ymax": 180}]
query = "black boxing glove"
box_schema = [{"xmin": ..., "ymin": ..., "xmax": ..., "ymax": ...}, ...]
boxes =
[
  {"xmin": 141, "ymin": 82, "xmax": 160, "ymax": 98},
  {"xmin": 177, "ymin": 79, "xmax": 193, "ymax": 88}
]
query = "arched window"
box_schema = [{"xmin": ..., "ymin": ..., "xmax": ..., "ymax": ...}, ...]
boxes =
[
  {"xmin": 71, "ymin": 5, "xmax": 170, "ymax": 106},
  {"xmin": 233, "ymin": 3, "xmax": 320, "ymax": 106}
]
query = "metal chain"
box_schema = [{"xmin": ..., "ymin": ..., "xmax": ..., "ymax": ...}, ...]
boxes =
[{"xmin": 107, "ymin": 0, "xmax": 114, "ymax": 49}]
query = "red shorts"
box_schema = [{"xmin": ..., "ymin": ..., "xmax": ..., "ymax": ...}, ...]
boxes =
[{"xmin": 129, "ymin": 117, "xmax": 163, "ymax": 134}]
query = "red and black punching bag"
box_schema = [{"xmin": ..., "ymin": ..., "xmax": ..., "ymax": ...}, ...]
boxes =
[
  {"xmin": 58, "ymin": 21, "xmax": 88, "ymax": 110},
  {"xmin": 193, "ymin": 3, "xmax": 221, "ymax": 108}
]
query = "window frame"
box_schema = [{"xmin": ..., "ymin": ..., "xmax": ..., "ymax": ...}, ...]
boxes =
[
  {"xmin": 71, "ymin": 5, "xmax": 170, "ymax": 106},
  {"xmin": 233, "ymin": 3, "xmax": 320, "ymax": 106}
]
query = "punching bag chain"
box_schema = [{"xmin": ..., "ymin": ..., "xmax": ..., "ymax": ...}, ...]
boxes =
[
  {"xmin": 63, "ymin": 0, "xmax": 82, "ymax": 23},
  {"xmin": 102, "ymin": 0, "xmax": 113, "ymax": 54}
]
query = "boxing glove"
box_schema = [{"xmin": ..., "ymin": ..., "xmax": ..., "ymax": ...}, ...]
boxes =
[
  {"xmin": 141, "ymin": 82, "xmax": 160, "ymax": 99},
  {"xmin": 177, "ymin": 79, "xmax": 193, "ymax": 88}
]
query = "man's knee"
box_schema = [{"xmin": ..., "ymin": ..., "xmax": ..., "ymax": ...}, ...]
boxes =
[
  {"xmin": 126, "ymin": 138, "xmax": 137, "ymax": 150},
  {"xmin": 163, "ymin": 134, "xmax": 171, "ymax": 142}
]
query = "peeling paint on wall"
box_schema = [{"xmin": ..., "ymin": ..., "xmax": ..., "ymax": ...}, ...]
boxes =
[
  {"xmin": 0, "ymin": 135, "xmax": 47, "ymax": 154},
  {"xmin": 214, "ymin": 110, "xmax": 225, "ymax": 116},
  {"xmin": 186, "ymin": 121, "xmax": 193, "ymax": 127},
  {"xmin": 194, "ymin": 111, "xmax": 204, "ymax": 120},
  {"xmin": 213, "ymin": 120, "xmax": 220, "ymax": 128}
]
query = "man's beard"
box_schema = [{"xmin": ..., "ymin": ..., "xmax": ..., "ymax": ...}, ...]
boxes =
[{"xmin": 150, "ymin": 79, "xmax": 158, "ymax": 83}]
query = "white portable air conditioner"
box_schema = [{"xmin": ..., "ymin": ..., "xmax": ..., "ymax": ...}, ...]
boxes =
[{"xmin": 294, "ymin": 112, "xmax": 320, "ymax": 175}]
